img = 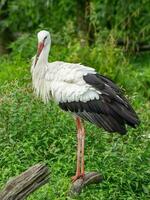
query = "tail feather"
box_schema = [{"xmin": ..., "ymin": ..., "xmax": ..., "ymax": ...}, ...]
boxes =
[
  {"xmin": 109, "ymin": 102, "xmax": 140, "ymax": 128},
  {"xmin": 78, "ymin": 111, "xmax": 127, "ymax": 135}
]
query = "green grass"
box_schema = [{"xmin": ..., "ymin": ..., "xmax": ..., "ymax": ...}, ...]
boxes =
[{"xmin": 0, "ymin": 50, "xmax": 150, "ymax": 199}]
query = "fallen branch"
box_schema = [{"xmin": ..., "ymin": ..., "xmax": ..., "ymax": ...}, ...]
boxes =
[
  {"xmin": 69, "ymin": 172, "xmax": 103, "ymax": 197},
  {"xmin": 0, "ymin": 163, "xmax": 50, "ymax": 200}
]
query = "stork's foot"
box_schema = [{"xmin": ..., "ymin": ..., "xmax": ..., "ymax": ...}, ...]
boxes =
[
  {"xmin": 71, "ymin": 175, "xmax": 80, "ymax": 182},
  {"xmin": 71, "ymin": 173, "xmax": 85, "ymax": 182}
]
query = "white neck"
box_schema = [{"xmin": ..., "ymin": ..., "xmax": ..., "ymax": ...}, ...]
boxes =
[{"xmin": 31, "ymin": 41, "xmax": 51, "ymax": 103}]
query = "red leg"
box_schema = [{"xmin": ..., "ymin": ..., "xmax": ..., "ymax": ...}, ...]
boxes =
[
  {"xmin": 81, "ymin": 120, "xmax": 85, "ymax": 177},
  {"xmin": 72, "ymin": 117, "xmax": 85, "ymax": 182},
  {"xmin": 72, "ymin": 117, "xmax": 82, "ymax": 182}
]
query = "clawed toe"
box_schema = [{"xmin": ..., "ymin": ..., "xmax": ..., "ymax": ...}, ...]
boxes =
[
  {"xmin": 71, "ymin": 173, "xmax": 85, "ymax": 182},
  {"xmin": 71, "ymin": 175, "xmax": 80, "ymax": 182}
]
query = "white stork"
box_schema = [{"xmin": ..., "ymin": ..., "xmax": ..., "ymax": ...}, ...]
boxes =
[{"xmin": 31, "ymin": 30, "xmax": 140, "ymax": 182}]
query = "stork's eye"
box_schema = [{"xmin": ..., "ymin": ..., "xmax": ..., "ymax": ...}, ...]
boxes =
[{"xmin": 44, "ymin": 36, "xmax": 47, "ymax": 40}]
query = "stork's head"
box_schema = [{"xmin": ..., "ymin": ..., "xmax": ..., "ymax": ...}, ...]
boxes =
[{"xmin": 35, "ymin": 30, "xmax": 51, "ymax": 65}]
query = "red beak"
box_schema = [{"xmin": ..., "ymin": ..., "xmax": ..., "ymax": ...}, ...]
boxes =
[{"xmin": 34, "ymin": 42, "xmax": 44, "ymax": 66}]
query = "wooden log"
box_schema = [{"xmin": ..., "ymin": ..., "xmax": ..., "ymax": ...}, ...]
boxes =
[
  {"xmin": 69, "ymin": 172, "xmax": 103, "ymax": 197},
  {"xmin": 0, "ymin": 163, "xmax": 50, "ymax": 200}
]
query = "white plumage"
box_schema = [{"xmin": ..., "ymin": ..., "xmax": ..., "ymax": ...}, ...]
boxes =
[{"xmin": 31, "ymin": 46, "xmax": 101, "ymax": 104}]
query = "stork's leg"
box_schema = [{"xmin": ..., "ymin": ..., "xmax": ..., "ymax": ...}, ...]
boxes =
[
  {"xmin": 72, "ymin": 117, "xmax": 86, "ymax": 182},
  {"xmin": 81, "ymin": 120, "xmax": 85, "ymax": 177},
  {"xmin": 71, "ymin": 117, "xmax": 82, "ymax": 182}
]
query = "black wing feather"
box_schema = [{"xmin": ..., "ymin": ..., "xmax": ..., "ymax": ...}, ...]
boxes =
[{"xmin": 59, "ymin": 73, "xmax": 140, "ymax": 135}]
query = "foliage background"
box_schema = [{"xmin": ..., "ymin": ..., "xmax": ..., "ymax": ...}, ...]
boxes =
[{"xmin": 0, "ymin": 0, "xmax": 150, "ymax": 199}]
